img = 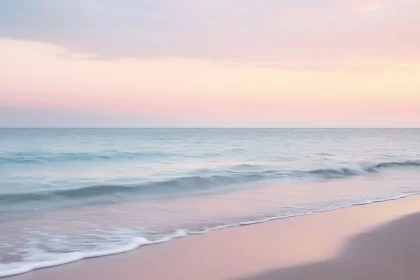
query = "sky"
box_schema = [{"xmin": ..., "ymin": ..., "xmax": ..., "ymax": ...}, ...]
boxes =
[{"xmin": 0, "ymin": 0, "xmax": 419, "ymax": 127}]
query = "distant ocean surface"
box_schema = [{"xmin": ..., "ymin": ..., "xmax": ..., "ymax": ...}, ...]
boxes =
[{"xmin": 1, "ymin": 128, "xmax": 420, "ymax": 277}]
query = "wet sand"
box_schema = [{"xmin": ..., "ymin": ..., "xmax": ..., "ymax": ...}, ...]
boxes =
[{"xmin": 8, "ymin": 195, "xmax": 420, "ymax": 280}]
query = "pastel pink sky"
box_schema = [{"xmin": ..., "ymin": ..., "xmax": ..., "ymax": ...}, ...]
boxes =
[{"xmin": 0, "ymin": 0, "xmax": 419, "ymax": 127}]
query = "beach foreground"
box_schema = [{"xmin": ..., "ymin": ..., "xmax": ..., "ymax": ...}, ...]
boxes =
[{"xmin": 9, "ymin": 195, "xmax": 420, "ymax": 280}]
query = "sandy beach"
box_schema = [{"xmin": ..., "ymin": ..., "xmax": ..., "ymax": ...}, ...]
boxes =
[{"xmin": 7, "ymin": 194, "xmax": 420, "ymax": 280}]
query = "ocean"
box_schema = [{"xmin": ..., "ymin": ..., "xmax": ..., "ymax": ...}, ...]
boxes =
[{"xmin": 1, "ymin": 128, "xmax": 420, "ymax": 277}]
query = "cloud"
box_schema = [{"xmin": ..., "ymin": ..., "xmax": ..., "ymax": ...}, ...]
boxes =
[
  {"xmin": 359, "ymin": 1, "xmax": 385, "ymax": 14},
  {"xmin": 0, "ymin": 0, "xmax": 419, "ymax": 66}
]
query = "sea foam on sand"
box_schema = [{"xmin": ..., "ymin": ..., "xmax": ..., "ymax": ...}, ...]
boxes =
[{"xmin": 8, "ymin": 195, "xmax": 420, "ymax": 280}]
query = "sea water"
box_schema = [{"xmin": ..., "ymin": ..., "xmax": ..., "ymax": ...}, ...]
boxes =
[{"xmin": 1, "ymin": 128, "xmax": 420, "ymax": 277}]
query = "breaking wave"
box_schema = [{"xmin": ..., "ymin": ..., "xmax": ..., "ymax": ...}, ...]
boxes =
[{"xmin": 1, "ymin": 160, "xmax": 419, "ymax": 208}]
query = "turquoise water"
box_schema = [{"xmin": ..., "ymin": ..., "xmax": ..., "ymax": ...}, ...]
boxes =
[{"xmin": 1, "ymin": 128, "xmax": 420, "ymax": 277}]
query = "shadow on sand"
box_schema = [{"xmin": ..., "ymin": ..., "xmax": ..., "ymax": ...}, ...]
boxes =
[{"xmin": 238, "ymin": 213, "xmax": 420, "ymax": 280}]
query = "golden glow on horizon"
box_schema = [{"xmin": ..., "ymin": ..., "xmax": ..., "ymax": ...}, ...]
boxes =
[{"xmin": 1, "ymin": 39, "xmax": 419, "ymax": 126}]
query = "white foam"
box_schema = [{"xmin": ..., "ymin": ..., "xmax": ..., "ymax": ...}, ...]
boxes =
[
  {"xmin": 0, "ymin": 233, "xmax": 187, "ymax": 278},
  {"xmin": 1, "ymin": 192, "xmax": 419, "ymax": 278}
]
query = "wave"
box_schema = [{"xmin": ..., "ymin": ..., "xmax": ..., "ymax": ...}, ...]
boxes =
[
  {"xmin": 1, "ymin": 191, "xmax": 419, "ymax": 278},
  {"xmin": 375, "ymin": 160, "xmax": 420, "ymax": 168},
  {"xmin": 302, "ymin": 160, "xmax": 420, "ymax": 177},
  {"xmin": 0, "ymin": 174, "xmax": 270, "ymax": 206},
  {"xmin": 1, "ymin": 160, "xmax": 419, "ymax": 208},
  {"xmin": 0, "ymin": 151, "xmax": 220, "ymax": 164}
]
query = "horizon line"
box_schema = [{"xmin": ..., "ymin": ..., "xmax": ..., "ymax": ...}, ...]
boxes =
[{"xmin": 1, "ymin": 127, "xmax": 419, "ymax": 129}]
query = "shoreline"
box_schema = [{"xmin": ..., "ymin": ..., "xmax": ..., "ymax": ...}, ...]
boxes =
[
  {"xmin": 7, "ymin": 194, "xmax": 420, "ymax": 280},
  {"xmin": 1, "ymin": 191, "xmax": 418, "ymax": 278}
]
